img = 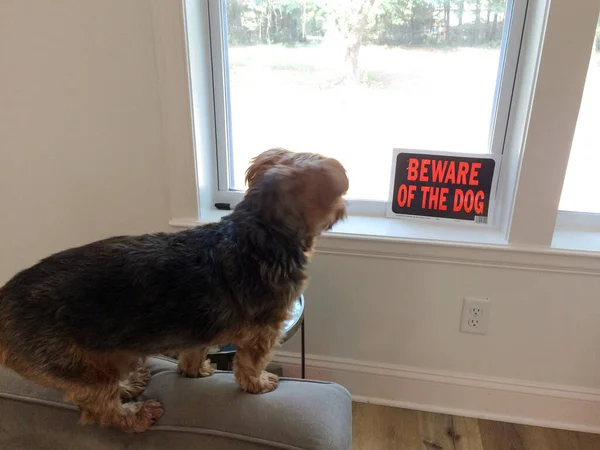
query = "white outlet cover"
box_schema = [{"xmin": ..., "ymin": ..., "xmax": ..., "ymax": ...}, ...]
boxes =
[{"xmin": 460, "ymin": 297, "xmax": 491, "ymax": 335}]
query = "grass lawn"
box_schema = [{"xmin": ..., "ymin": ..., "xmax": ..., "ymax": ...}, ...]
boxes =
[{"xmin": 225, "ymin": 43, "xmax": 599, "ymax": 206}]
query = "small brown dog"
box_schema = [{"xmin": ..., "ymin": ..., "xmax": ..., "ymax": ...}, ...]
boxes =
[{"xmin": 0, "ymin": 148, "xmax": 348, "ymax": 433}]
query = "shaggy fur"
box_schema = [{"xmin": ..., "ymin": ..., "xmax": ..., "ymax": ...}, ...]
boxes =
[{"xmin": 0, "ymin": 148, "xmax": 348, "ymax": 433}]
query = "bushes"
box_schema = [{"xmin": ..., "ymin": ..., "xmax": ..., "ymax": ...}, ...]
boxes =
[{"xmin": 226, "ymin": 0, "xmax": 506, "ymax": 48}]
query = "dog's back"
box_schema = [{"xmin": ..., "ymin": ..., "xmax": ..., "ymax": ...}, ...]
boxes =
[{"xmin": 0, "ymin": 218, "xmax": 307, "ymax": 361}]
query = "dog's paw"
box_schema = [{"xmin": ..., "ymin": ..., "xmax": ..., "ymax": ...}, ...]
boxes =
[
  {"xmin": 122, "ymin": 399, "xmax": 164, "ymax": 433},
  {"xmin": 239, "ymin": 371, "xmax": 279, "ymax": 394},
  {"xmin": 178, "ymin": 358, "xmax": 214, "ymax": 378},
  {"xmin": 120, "ymin": 366, "xmax": 151, "ymax": 399},
  {"xmin": 79, "ymin": 399, "xmax": 163, "ymax": 433}
]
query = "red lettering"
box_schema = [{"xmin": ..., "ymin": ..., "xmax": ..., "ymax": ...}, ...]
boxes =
[
  {"xmin": 463, "ymin": 190, "xmax": 474, "ymax": 213},
  {"xmin": 407, "ymin": 185, "xmax": 416, "ymax": 207},
  {"xmin": 397, "ymin": 184, "xmax": 416, "ymax": 207},
  {"xmin": 469, "ymin": 163, "xmax": 481, "ymax": 186},
  {"xmin": 407, "ymin": 158, "xmax": 419, "ymax": 181},
  {"xmin": 419, "ymin": 159, "xmax": 431, "ymax": 182},
  {"xmin": 439, "ymin": 187, "xmax": 449, "ymax": 211},
  {"xmin": 457, "ymin": 162, "xmax": 469, "ymax": 185},
  {"xmin": 453, "ymin": 189, "xmax": 464, "ymax": 212},
  {"xmin": 444, "ymin": 161, "xmax": 456, "ymax": 184},
  {"xmin": 397, "ymin": 184, "xmax": 408, "ymax": 207},
  {"xmin": 421, "ymin": 186, "xmax": 430, "ymax": 208},
  {"xmin": 428, "ymin": 186, "xmax": 440, "ymax": 210},
  {"xmin": 431, "ymin": 160, "xmax": 448, "ymax": 183},
  {"xmin": 474, "ymin": 190, "xmax": 484, "ymax": 214}
]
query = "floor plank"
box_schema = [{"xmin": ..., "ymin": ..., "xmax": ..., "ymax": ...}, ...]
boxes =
[
  {"xmin": 417, "ymin": 410, "xmax": 454, "ymax": 450},
  {"xmin": 478, "ymin": 420, "xmax": 526, "ymax": 450},
  {"xmin": 515, "ymin": 424, "xmax": 600, "ymax": 450},
  {"xmin": 451, "ymin": 416, "xmax": 483, "ymax": 450},
  {"xmin": 352, "ymin": 403, "xmax": 421, "ymax": 449},
  {"xmin": 352, "ymin": 403, "xmax": 600, "ymax": 450}
]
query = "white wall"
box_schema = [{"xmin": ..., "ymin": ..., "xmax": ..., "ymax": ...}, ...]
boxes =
[
  {"xmin": 0, "ymin": 0, "xmax": 170, "ymax": 283},
  {"xmin": 291, "ymin": 253, "xmax": 600, "ymax": 387}
]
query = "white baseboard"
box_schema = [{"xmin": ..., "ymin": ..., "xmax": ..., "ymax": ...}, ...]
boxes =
[{"xmin": 272, "ymin": 351, "xmax": 600, "ymax": 434}]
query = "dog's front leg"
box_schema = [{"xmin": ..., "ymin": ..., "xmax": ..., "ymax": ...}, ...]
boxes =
[
  {"xmin": 233, "ymin": 327, "xmax": 281, "ymax": 394},
  {"xmin": 177, "ymin": 346, "xmax": 214, "ymax": 378}
]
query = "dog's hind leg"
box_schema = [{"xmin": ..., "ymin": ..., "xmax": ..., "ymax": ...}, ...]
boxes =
[
  {"xmin": 8, "ymin": 351, "xmax": 163, "ymax": 433},
  {"xmin": 72, "ymin": 383, "xmax": 162, "ymax": 433},
  {"xmin": 119, "ymin": 357, "xmax": 151, "ymax": 399},
  {"xmin": 64, "ymin": 354, "xmax": 163, "ymax": 433},
  {"xmin": 177, "ymin": 346, "xmax": 214, "ymax": 378}
]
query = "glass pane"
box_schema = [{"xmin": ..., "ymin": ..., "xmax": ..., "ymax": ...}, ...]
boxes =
[
  {"xmin": 224, "ymin": 0, "xmax": 511, "ymax": 200},
  {"xmin": 558, "ymin": 16, "xmax": 600, "ymax": 213}
]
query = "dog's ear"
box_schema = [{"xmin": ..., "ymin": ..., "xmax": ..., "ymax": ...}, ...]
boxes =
[
  {"xmin": 318, "ymin": 157, "xmax": 349, "ymax": 200},
  {"xmin": 254, "ymin": 157, "xmax": 348, "ymax": 235},
  {"xmin": 245, "ymin": 148, "xmax": 294, "ymax": 188}
]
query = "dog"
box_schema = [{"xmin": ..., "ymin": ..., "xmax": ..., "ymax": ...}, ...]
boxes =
[{"xmin": 0, "ymin": 148, "xmax": 348, "ymax": 433}]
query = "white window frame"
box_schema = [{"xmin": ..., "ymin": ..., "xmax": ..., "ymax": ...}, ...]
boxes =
[
  {"xmin": 554, "ymin": 23, "xmax": 600, "ymax": 233},
  {"xmin": 505, "ymin": 0, "xmax": 600, "ymax": 246},
  {"xmin": 171, "ymin": 0, "xmax": 600, "ymax": 251},
  {"xmin": 206, "ymin": 0, "xmax": 528, "ymax": 226},
  {"xmin": 556, "ymin": 212, "xmax": 600, "ymax": 231}
]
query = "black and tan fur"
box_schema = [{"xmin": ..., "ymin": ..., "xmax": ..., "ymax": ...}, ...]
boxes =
[{"xmin": 0, "ymin": 148, "xmax": 348, "ymax": 433}]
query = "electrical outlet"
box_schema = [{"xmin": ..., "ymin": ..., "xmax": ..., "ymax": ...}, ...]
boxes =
[{"xmin": 460, "ymin": 297, "xmax": 491, "ymax": 335}]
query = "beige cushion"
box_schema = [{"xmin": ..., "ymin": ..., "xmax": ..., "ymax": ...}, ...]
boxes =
[{"xmin": 0, "ymin": 356, "xmax": 351, "ymax": 449}]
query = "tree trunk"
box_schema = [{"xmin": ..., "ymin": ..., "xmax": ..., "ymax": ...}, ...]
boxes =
[
  {"xmin": 458, "ymin": 1, "xmax": 464, "ymax": 26},
  {"xmin": 444, "ymin": 1, "xmax": 451, "ymax": 43},
  {"xmin": 266, "ymin": 8, "xmax": 272, "ymax": 43},
  {"xmin": 343, "ymin": 0, "xmax": 377, "ymax": 82},
  {"xmin": 409, "ymin": 5, "xmax": 416, "ymax": 43},
  {"xmin": 490, "ymin": 12, "xmax": 498, "ymax": 41},
  {"xmin": 302, "ymin": 0, "xmax": 307, "ymax": 41},
  {"xmin": 474, "ymin": 0, "xmax": 482, "ymax": 44}
]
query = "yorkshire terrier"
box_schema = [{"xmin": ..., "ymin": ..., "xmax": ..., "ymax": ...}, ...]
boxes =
[{"xmin": 0, "ymin": 148, "xmax": 348, "ymax": 433}]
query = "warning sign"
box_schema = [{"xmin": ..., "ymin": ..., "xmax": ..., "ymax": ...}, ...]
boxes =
[{"xmin": 387, "ymin": 150, "xmax": 498, "ymax": 224}]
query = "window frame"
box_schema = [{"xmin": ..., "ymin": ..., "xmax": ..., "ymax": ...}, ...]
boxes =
[
  {"xmin": 207, "ymin": 0, "xmax": 529, "ymax": 226},
  {"xmin": 555, "ymin": 26, "xmax": 600, "ymax": 229}
]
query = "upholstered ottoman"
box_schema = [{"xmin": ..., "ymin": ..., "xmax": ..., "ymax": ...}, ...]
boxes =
[{"xmin": 0, "ymin": 356, "xmax": 351, "ymax": 449}]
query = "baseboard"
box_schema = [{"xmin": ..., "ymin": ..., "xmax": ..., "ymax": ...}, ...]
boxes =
[{"xmin": 272, "ymin": 351, "xmax": 600, "ymax": 434}]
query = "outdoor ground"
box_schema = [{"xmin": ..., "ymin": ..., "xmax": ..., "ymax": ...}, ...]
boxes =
[{"xmin": 226, "ymin": 43, "xmax": 599, "ymax": 208}]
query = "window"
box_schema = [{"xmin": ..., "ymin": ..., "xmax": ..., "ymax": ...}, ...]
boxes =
[
  {"xmin": 179, "ymin": 0, "xmax": 600, "ymax": 250},
  {"xmin": 208, "ymin": 0, "xmax": 528, "ymax": 212},
  {"xmin": 558, "ymin": 16, "xmax": 600, "ymax": 215}
]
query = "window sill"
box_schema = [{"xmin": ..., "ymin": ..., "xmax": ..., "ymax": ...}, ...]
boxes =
[
  {"xmin": 170, "ymin": 209, "xmax": 507, "ymax": 246},
  {"xmin": 552, "ymin": 228, "xmax": 600, "ymax": 253},
  {"xmin": 552, "ymin": 213, "xmax": 600, "ymax": 253},
  {"xmin": 169, "ymin": 210, "xmax": 600, "ymax": 275}
]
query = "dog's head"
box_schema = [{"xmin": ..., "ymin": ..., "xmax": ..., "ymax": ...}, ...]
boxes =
[{"xmin": 243, "ymin": 148, "xmax": 349, "ymax": 238}]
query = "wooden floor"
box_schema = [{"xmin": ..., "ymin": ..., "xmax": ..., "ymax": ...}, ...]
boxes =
[{"xmin": 352, "ymin": 403, "xmax": 600, "ymax": 450}]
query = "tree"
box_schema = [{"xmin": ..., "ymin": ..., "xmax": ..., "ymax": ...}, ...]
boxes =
[
  {"xmin": 456, "ymin": 0, "xmax": 465, "ymax": 26},
  {"xmin": 342, "ymin": 0, "xmax": 377, "ymax": 81},
  {"xmin": 301, "ymin": 0, "xmax": 307, "ymax": 40},
  {"xmin": 486, "ymin": 0, "xmax": 505, "ymax": 42},
  {"xmin": 443, "ymin": 0, "xmax": 451, "ymax": 43},
  {"xmin": 406, "ymin": 0, "xmax": 435, "ymax": 45},
  {"xmin": 473, "ymin": 0, "xmax": 482, "ymax": 44}
]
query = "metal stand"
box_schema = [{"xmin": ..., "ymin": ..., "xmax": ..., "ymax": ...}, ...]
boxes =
[{"xmin": 301, "ymin": 318, "xmax": 305, "ymax": 379}]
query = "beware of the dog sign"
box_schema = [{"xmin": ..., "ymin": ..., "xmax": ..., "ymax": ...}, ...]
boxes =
[{"xmin": 387, "ymin": 149, "xmax": 499, "ymax": 224}]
